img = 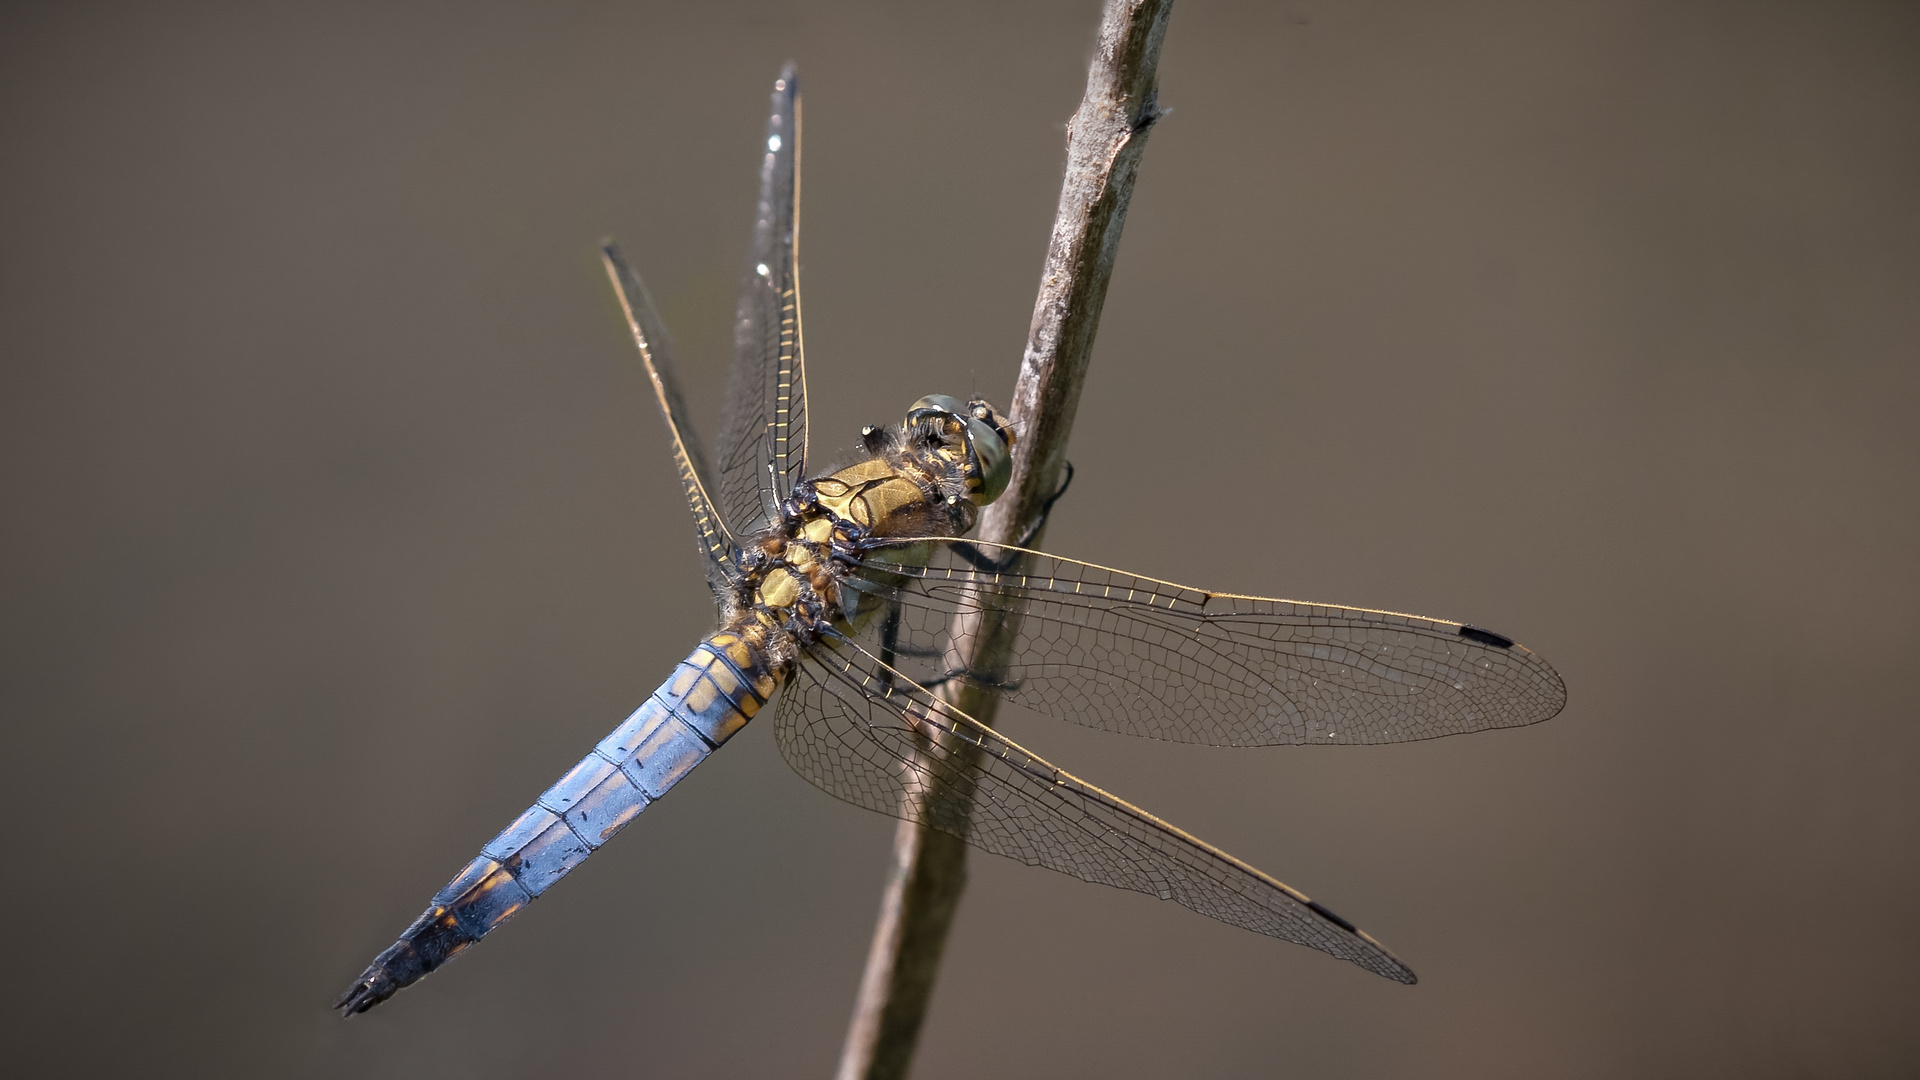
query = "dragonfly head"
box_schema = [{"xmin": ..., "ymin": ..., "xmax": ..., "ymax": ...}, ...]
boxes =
[{"xmin": 904, "ymin": 394, "xmax": 1014, "ymax": 506}]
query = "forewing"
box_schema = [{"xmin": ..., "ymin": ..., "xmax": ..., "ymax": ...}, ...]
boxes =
[
  {"xmin": 600, "ymin": 241, "xmax": 741, "ymax": 597},
  {"xmin": 775, "ymin": 637, "xmax": 1416, "ymax": 983},
  {"xmin": 716, "ymin": 64, "xmax": 807, "ymax": 535},
  {"xmin": 850, "ymin": 539, "xmax": 1567, "ymax": 746}
]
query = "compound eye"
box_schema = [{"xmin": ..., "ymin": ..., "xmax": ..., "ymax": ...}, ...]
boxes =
[
  {"xmin": 963, "ymin": 417, "xmax": 1012, "ymax": 506},
  {"xmin": 905, "ymin": 394, "xmax": 967, "ymax": 426}
]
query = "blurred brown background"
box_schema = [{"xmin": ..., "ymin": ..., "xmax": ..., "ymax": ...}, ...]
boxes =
[{"xmin": 3, "ymin": 2, "xmax": 1916, "ymax": 1077}]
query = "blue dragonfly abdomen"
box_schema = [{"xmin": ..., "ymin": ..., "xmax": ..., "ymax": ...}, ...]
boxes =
[{"xmin": 336, "ymin": 630, "xmax": 780, "ymax": 1013}]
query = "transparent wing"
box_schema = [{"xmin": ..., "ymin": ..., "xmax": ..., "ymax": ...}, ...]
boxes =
[
  {"xmin": 715, "ymin": 64, "xmax": 807, "ymax": 536},
  {"xmin": 845, "ymin": 539, "xmax": 1567, "ymax": 746},
  {"xmin": 775, "ymin": 635, "xmax": 1417, "ymax": 983},
  {"xmin": 600, "ymin": 241, "xmax": 742, "ymax": 598}
]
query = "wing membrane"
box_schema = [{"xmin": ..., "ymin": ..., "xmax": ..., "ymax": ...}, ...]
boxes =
[
  {"xmin": 715, "ymin": 64, "xmax": 807, "ymax": 535},
  {"xmin": 776, "ymin": 636, "xmax": 1417, "ymax": 983},
  {"xmin": 600, "ymin": 241, "xmax": 741, "ymax": 596},
  {"xmin": 848, "ymin": 539, "xmax": 1567, "ymax": 746}
]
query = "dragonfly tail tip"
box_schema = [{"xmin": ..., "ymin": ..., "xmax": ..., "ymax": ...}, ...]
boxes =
[{"xmin": 332, "ymin": 964, "xmax": 400, "ymax": 1016}]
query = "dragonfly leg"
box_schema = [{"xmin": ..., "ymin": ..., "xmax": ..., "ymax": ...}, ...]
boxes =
[
  {"xmin": 875, "ymin": 600, "xmax": 902, "ymax": 691},
  {"xmin": 943, "ymin": 464, "xmax": 1075, "ymax": 575},
  {"xmin": 1008, "ymin": 461, "xmax": 1074, "ymax": 552},
  {"xmin": 919, "ymin": 668, "xmax": 1023, "ymax": 694},
  {"xmin": 887, "ymin": 642, "xmax": 944, "ymax": 660}
]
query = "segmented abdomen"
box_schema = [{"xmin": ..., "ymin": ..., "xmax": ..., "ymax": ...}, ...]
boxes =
[{"xmin": 336, "ymin": 630, "xmax": 778, "ymax": 1013}]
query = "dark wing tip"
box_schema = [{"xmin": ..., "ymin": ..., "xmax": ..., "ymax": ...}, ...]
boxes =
[
  {"xmin": 600, "ymin": 238, "xmax": 632, "ymax": 277},
  {"xmin": 1305, "ymin": 898, "xmax": 1356, "ymax": 933},
  {"xmin": 1304, "ymin": 898, "xmax": 1419, "ymax": 985},
  {"xmin": 1458, "ymin": 624, "xmax": 1515, "ymax": 649},
  {"xmin": 1454, "ymin": 624, "xmax": 1570, "ymax": 725}
]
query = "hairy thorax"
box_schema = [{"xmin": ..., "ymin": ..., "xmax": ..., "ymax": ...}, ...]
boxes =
[{"xmin": 717, "ymin": 398, "xmax": 1008, "ymax": 675}]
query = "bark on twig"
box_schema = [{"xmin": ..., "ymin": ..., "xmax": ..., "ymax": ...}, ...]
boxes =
[{"xmin": 835, "ymin": 4, "xmax": 1173, "ymax": 1077}]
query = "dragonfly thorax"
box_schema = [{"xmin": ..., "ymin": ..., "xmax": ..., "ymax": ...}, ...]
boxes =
[
  {"xmin": 787, "ymin": 393, "xmax": 1011, "ymax": 542},
  {"xmin": 723, "ymin": 395, "xmax": 1014, "ymax": 664}
]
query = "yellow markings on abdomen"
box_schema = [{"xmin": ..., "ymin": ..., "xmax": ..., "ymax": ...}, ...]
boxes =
[{"xmin": 667, "ymin": 634, "xmax": 780, "ymax": 746}]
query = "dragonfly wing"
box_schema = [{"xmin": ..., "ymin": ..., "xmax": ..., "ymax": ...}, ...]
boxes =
[
  {"xmin": 715, "ymin": 64, "xmax": 807, "ymax": 536},
  {"xmin": 776, "ymin": 636, "xmax": 1418, "ymax": 984},
  {"xmin": 849, "ymin": 539, "xmax": 1567, "ymax": 746},
  {"xmin": 600, "ymin": 241, "xmax": 741, "ymax": 597}
]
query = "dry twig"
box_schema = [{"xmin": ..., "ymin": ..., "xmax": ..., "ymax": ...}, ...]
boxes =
[{"xmin": 835, "ymin": 3, "xmax": 1174, "ymax": 1077}]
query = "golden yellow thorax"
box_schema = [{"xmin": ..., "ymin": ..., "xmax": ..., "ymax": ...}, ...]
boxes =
[
  {"xmin": 809, "ymin": 458, "xmax": 926, "ymax": 532},
  {"xmin": 746, "ymin": 456, "xmax": 939, "ymax": 619}
]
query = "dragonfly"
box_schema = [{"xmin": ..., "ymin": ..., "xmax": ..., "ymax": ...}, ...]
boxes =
[{"xmin": 336, "ymin": 64, "xmax": 1566, "ymax": 1014}]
